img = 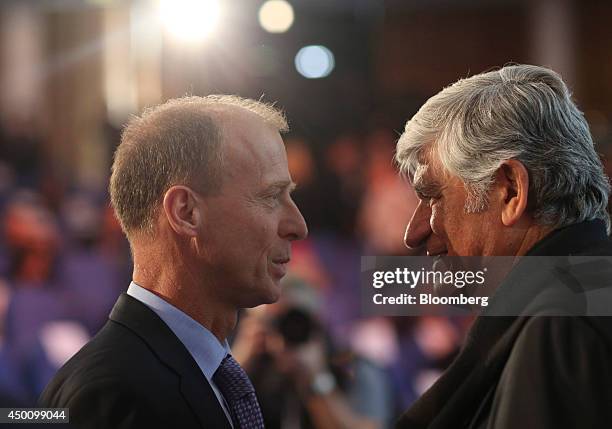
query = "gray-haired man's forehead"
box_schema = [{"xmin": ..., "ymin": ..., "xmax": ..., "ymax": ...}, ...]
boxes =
[{"xmin": 411, "ymin": 163, "xmax": 429, "ymax": 185}]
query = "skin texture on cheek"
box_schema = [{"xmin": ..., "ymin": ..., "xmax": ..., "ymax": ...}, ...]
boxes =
[
  {"xmin": 432, "ymin": 192, "xmax": 481, "ymax": 256},
  {"xmin": 433, "ymin": 200, "xmax": 464, "ymax": 256}
]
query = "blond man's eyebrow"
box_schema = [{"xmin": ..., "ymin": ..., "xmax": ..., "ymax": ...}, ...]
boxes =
[{"xmin": 262, "ymin": 180, "xmax": 296, "ymax": 194}]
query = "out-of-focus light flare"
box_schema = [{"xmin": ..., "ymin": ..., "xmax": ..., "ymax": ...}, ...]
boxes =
[
  {"xmin": 158, "ymin": 0, "xmax": 220, "ymax": 43},
  {"xmin": 258, "ymin": 0, "xmax": 294, "ymax": 33},
  {"xmin": 295, "ymin": 45, "xmax": 335, "ymax": 79}
]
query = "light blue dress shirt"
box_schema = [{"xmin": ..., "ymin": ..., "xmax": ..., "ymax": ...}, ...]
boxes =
[{"xmin": 127, "ymin": 282, "xmax": 233, "ymax": 427}]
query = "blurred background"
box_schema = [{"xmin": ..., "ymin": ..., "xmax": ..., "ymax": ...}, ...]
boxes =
[{"xmin": 1, "ymin": 0, "xmax": 612, "ymax": 427}]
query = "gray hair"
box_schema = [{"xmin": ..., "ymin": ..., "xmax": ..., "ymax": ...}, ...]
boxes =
[
  {"xmin": 396, "ymin": 64, "xmax": 611, "ymax": 232},
  {"xmin": 110, "ymin": 95, "xmax": 288, "ymax": 238}
]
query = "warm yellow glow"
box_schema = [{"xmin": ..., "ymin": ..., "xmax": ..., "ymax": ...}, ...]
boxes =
[
  {"xmin": 258, "ymin": 0, "xmax": 294, "ymax": 33},
  {"xmin": 158, "ymin": 0, "xmax": 220, "ymax": 43}
]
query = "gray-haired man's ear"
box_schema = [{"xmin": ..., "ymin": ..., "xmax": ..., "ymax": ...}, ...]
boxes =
[{"xmin": 498, "ymin": 160, "xmax": 529, "ymax": 227}]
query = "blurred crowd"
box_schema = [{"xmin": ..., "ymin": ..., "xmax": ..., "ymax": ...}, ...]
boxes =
[{"xmin": 1, "ymin": 117, "xmax": 472, "ymax": 428}]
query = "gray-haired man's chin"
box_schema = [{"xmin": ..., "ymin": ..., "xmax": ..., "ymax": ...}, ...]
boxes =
[
  {"xmin": 431, "ymin": 253, "xmax": 451, "ymax": 273},
  {"xmin": 431, "ymin": 255, "xmax": 477, "ymax": 305},
  {"xmin": 432, "ymin": 255, "xmax": 453, "ymax": 298}
]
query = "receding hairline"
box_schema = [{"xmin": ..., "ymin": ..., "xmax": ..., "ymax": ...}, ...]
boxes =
[
  {"xmin": 130, "ymin": 95, "xmax": 289, "ymax": 137},
  {"xmin": 179, "ymin": 94, "xmax": 288, "ymax": 132},
  {"xmin": 110, "ymin": 94, "xmax": 289, "ymax": 241},
  {"xmin": 206, "ymin": 104, "xmax": 287, "ymax": 137}
]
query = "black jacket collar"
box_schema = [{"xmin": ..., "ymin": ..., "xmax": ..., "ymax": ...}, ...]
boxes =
[
  {"xmin": 109, "ymin": 293, "xmax": 232, "ymax": 429},
  {"xmin": 483, "ymin": 219, "xmax": 612, "ymax": 316},
  {"xmin": 526, "ymin": 219, "xmax": 610, "ymax": 256}
]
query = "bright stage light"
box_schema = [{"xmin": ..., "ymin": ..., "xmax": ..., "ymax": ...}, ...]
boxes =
[
  {"xmin": 158, "ymin": 0, "xmax": 220, "ymax": 43},
  {"xmin": 295, "ymin": 45, "xmax": 335, "ymax": 79},
  {"xmin": 258, "ymin": 0, "xmax": 294, "ymax": 33}
]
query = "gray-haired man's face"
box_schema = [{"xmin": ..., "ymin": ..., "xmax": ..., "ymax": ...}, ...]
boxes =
[{"xmin": 403, "ymin": 152, "xmax": 507, "ymax": 257}]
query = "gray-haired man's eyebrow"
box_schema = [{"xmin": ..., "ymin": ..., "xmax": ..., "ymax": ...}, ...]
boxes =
[
  {"xmin": 413, "ymin": 181, "xmax": 442, "ymax": 199},
  {"xmin": 412, "ymin": 167, "xmax": 442, "ymax": 199}
]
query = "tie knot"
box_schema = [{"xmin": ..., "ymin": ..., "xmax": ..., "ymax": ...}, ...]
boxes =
[{"xmin": 213, "ymin": 354, "xmax": 255, "ymax": 401}]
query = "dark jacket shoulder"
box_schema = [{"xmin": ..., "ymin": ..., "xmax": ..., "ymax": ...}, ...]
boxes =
[
  {"xmin": 487, "ymin": 316, "xmax": 612, "ymax": 428},
  {"xmin": 40, "ymin": 294, "xmax": 231, "ymax": 429},
  {"xmin": 40, "ymin": 319, "xmax": 198, "ymax": 429}
]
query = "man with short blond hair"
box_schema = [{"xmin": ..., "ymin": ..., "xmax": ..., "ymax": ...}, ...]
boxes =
[{"xmin": 41, "ymin": 95, "xmax": 308, "ymax": 429}]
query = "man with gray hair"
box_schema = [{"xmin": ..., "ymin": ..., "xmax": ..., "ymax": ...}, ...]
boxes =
[
  {"xmin": 395, "ymin": 65, "xmax": 612, "ymax": 428},
  {"xmin": 40, "ymin": 95, "xmax": 308, "ymax": 428}
]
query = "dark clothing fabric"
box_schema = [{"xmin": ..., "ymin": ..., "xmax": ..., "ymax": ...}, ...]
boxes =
[
  {"xmin": 213, "ymin": 354, "xmax": 265, "ymax": 429},
  {"xmin": 396, "ymin": 220, "xmax": 612, "ymax": 429},
  {"xmin": 39, "ymin": 294, "xmax": 232, "ymax": 429}
]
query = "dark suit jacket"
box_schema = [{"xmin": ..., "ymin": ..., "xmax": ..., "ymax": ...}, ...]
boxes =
[
  {"xmin": 39, "ymin": 293, "xmax": 232, "ymax": 429},
  {"xmin": 396, "ymin": 220, "xmax": 612, "ymax": 429}
]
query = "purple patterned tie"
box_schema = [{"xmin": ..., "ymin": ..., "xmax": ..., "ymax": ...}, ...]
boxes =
[{"xmin": 213, "ymin": 354, "xmax": 265, "ymax": 429}]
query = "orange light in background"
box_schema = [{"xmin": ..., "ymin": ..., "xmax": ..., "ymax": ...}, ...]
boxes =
[{"xmin": 258, "ymin": 0, "xmax": 294, "ymax": 34}]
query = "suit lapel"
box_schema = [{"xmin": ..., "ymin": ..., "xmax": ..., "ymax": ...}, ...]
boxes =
[{"xmin": 109, "ymin": 293, "xmax": 232, "ymax": 429}]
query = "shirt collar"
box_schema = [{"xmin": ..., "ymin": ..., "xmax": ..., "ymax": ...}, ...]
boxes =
[{"xmin": 126, "ymin": 282, "xmax": 230, "ymax": 381}]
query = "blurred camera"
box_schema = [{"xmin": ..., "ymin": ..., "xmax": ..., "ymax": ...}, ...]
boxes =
[{"xmin": 274, "ymin": 307, "xmax": 320, "ymax": 347}]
